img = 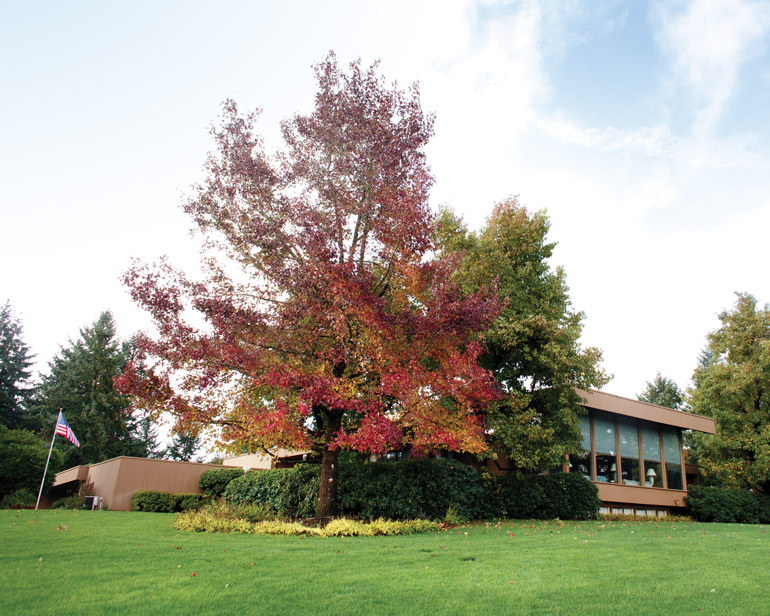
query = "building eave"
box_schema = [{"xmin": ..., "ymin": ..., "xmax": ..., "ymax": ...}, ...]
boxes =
[{"xmin": 576, "ymin": 389, "xmax": 716, "ymax": 434}]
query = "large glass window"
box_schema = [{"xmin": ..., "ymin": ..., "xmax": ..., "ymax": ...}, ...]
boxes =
[
  {"xmin": 663, "ymin": 429, "xmax": 683, "ymax": 490},
  {"xmin": 572, "ymin": 415, "xmax": 592, "ymax": 479},
  {"xmin": 619, "ymin": 420, "xmax": 641, "ymax": 485},
  {"xmin": 641, "ymin": 426, "xmax": 663, "ymax": 488},
  {"xmin": 594, "ymin": 416, "xmax": 617, "ymax": 483}
]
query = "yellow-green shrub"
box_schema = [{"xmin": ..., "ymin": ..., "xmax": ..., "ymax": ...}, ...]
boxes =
[{"xmin": 173, "ymin": 509, "xmax": 439, "ymax": 536}]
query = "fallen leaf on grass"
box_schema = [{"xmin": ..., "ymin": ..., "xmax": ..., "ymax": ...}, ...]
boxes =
[{"xmin": 56, "ymin": 525, "xmax": 67, "ymax": 531}]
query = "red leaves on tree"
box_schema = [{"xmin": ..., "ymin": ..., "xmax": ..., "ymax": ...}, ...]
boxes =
[{"xmin": 120, "ymin": 53, "xmax": 502, "ymax": 515}]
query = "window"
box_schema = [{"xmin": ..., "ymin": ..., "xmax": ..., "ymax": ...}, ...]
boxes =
[
  {"xmin": 570, "ymin": 411, "xmax": 686, "ymax": 492},
  {"xmin": 594, "ymin": 416, "xmax": 617, "ymax": 483},
  {"xmin": 663, "ymin": 429, "xmax": 683, "ymax": 490},
  {"xmin": 641, "ymin": 425, "xmax": 663, "ymax": 488},
  {"xmin": 619, "ymin": 420, "xmax": 641, "ymax": 485},
  {"xmin": 572, "ymin": 415, "xmax": 592, "ymax": 479}
]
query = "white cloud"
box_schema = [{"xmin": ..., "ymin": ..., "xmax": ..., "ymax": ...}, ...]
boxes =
[
  {"xmin": 535, "ymin": 112, "xmax": 673, "ymax": 157},
  {"xmin": 651, "ymin": 0, "xmax": 770, "ymax": 138},
  {"xmin": 425, "ymin": 0, "xmax": 550, "ymax": 220}
]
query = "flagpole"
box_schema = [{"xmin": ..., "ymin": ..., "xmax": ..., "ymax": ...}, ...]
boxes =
[{"xmin": 35, "ymin": 411, "xmax": 60, "ymax": 510}]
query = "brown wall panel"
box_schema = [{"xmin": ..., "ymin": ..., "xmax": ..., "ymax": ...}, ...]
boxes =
[{"xmin": 595, "ymin": 482, "xmax": 688, "ymax": 508}]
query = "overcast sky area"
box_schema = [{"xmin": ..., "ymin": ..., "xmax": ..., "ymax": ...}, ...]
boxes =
[{"xmin": 2, "ymin": 0, "xmax": 770, "ymax": 405}]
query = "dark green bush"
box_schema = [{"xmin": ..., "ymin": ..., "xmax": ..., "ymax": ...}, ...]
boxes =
[
  {"xmin": 686, "ymin": 485, "xmax": 770, "ymax": 523},
  {"xmin": 224, "ymin": 465, "xmax": 320, "ymax": 519},
  {"xmin": 222, "ymin": 460, "xmax": 598, "ymax": 521},
  {"xmin": 198, "ymin": 468, "xmax": 246, "ymax": 498},
  {"xmin": 1, "ymin": 488, "xmax": 36, "ymax": 509},
  {"xmin": 338, "ymin": 458, "xmax": 493, "ymax": 521},
  {"xmin": 495, "ymin": 473, "xmax": 599, "ymax": 520},
  {"xmin": 223, "ymin": 459, "xmax": 490, "ymax": 520},
  {"xmin": 51, "ymin": 495, "xmax": 87, "ymax": 510},
  {"xmin": 131, "ymin": 490, "xmax": 207, "ymax": 513}
]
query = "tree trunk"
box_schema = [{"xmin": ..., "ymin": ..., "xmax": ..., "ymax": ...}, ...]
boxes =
[
  {"xmin": 316, "ymin": 410, "xmax": 342, "ymax": 522},
  {"xmin": 316, "ymin": 444, "xmax": 340, "ymax": 522}
]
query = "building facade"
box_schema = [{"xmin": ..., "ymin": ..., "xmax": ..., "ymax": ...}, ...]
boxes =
[{"xmin": 567, "ymin": 389, "xmax": 715, "ymax": 515}]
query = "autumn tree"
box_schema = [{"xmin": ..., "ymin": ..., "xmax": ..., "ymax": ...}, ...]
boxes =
[
  {"xmin": 435, "ymin": 199, "xmax": 608, "ymax": 471},
  {"xmin": 118, "ymin": 54, "xmax": 501, "ymax": 519},
  {"xmin": 637, "ymin": 372, "xmax": 685, "ymax": 410},
  {"xmin": 689, "ymin": 293, "xmax": 770, "ymax": 493},
  {"xmin": 0, "ymin": 301, "xmax": 35, "ymax": 429}
]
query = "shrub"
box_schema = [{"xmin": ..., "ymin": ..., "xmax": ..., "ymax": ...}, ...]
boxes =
[
  {"xmin": 198, "ymin": 468, "xmax": 246, "ymax": 498},
  {"xmin": 338, "ymin": 458, "xmax": 492, "ymax": 521},
  {"xmin": 224, "ymin": 459, "xmax": 598, "ymax": 521},
  {"xmin": 1, "ymin": 488, "xmax": 36, "ymax": 509},
  {"xmin": 224, "ymin": 465, "xmax": 320, "ymax": 518},
  {"xmin": 174, "ymin": 509, "xmax": 254, "ymax": 533},
  {"xmin": 173, "ymin": 509, "xmax": 440, "ymax": 536},
  {"xmin": 686, "ymin": 485, "xmax": 770, "ymax": 524},
  {"xmin": 131, "ymin": 491, "xmax": 208, "ymax": 513},
  {"xmin": 51, "ymin": 495, "xmax": 86, "ymax": 510},
  {"xmin": 495, "ymin": 473, "xmax": 599, "ymax": 520}
]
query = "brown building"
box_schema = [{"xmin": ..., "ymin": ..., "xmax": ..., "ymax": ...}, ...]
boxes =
[
  {"xmin": 51, "ymin": 457, "xmax": 225, "ymax": 511},
  {"xmin": 567, "ymin": 389, "xmax": 715, "ymax": 515}
]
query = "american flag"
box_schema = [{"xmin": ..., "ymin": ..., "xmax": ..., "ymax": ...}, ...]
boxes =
[{"xmin": 55, "ymin": 412, "xmax": 80, "ymax": 448}]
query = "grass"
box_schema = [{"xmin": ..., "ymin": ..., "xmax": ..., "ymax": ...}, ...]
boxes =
[{"xmin": 2, "ymin": 510, "xmax": 769, "ymax": 615}]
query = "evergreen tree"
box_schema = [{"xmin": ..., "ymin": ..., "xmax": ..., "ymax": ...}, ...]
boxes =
[
  {"xmin": 132, "ymin": 414, "xmax": 163, "ymax": 459},
  {"xmin": 29, "ymin": 312, "xmax": 144, "ymax": 466},
  {"xmin": 637, "ymin": 372, "xmax": 685, "ymax": 410},
  {"xmin": 0, "ymin": 301, "xmax": 35, "ymax": 429},
  {"xmin": 164, "ymin": 430, "xmax": 202, "ymax": 462}
]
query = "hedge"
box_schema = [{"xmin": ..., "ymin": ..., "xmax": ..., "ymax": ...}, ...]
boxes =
[
  {"xmin": 223, "ymin": 459, "xmax": 599, "ymax": 521},
  {"xmin": 686, "ymin": 485, "xmax": 770, "ymax": 524},
  {"xmin": 198, "ymin": 468, "xmax": 247, "ymax": 498},
  {"xmin": 338, "ymin": 458, "xmax": 493, "ymax": 521},
  {"xmin": 494, "ymin": 472, "xmax": 599, "ymax": 520},
  {"xmin": 130, "ymin": 490, "xmax": 208, "ymax": 513},
  {"xmin": 224, "ymin": 464, "xmax": 320, "ymax": 519}
]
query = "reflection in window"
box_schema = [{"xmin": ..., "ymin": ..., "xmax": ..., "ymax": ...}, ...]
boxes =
[
  {"xmin": 641, "ymin": 426, "xmax": 663, "ymax": 487},
  {"xmin": 594, "ymin": 416, "xmax": 617, "ymax": 483},
  {"xmin": 571, "ymin": 415, "xmax": 592, "ymax": 479},
  {"xmin": 619, "ymin": 420, "xmax": 641, "ymax": 485},
  {"xmin": 663, "ymin": 429, "xmax": 683, "ymax": 490}
]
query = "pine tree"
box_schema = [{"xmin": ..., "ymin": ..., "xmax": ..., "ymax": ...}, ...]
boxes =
[
  {"xmin": 132, "ymin": 414, "xmax": 163, "ymax": 459},
  {"xmin": 164, "ymin": 431, "xmax": 202, "ymax": 462},
  {"xmin": 29, "ymin": 312, "xmax": 143, "ymax": 466},
  {"xmin": 0, "ymin": 301, "xmax": 35, "ymax": 429},
  {"xmin": 637, "ymin": 372, "xmax": 685, "ymax": 410}
]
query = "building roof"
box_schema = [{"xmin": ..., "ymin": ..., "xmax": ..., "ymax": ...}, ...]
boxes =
[{"xmin": 577, "ymin": 389, "xmax": 716, "ymax": 434}]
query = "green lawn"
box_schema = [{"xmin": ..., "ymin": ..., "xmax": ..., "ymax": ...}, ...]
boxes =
[{"xmin": 1, "ymin": 510, "xmax": 768, "ymax": 615}]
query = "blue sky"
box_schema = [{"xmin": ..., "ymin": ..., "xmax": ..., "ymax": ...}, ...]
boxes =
[{"xmin": 2, "ymin": 0, "xmax": 770, "ymax": 415}]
